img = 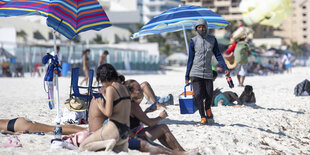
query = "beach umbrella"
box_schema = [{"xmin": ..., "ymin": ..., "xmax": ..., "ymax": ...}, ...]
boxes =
[
  {"xmin": 239, "ymin": 0, "xmax": 292, "ymax": 27},
  {"xmin": 131, "ymin": 5, "xmax": 230, "ymax": 53},
  {"xmin": 0, "ymin": 0, "xmax": 111, "ymax": 122},
  {"xmin": 0, "ymin": 47, "xmax": 15, "ymax": 60}
]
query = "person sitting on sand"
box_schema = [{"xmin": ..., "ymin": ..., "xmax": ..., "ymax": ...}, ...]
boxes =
[
  {"xmin": 212, "ymin": 88, "xmax": 242, "ymax": 107},
  {"xmin": 0, "ymin": 117, "xmax": 86, "ymax": 135},
  {"xmin": 239, "ymin": 85, "xmax": 256, "ymax": 104},
  {"xmin": 124, "ymin": 79, "xmax": 186, "ymax": 151},
  {"xmin": 116, "ymin": 74, "xmax": 172, "ymax": 112},
  {"xmin": 79, "ymin": 64, "xmax": 131, "ymax": 152},
  {"xmin": 82, "ymin": 73, "xmax": 196, "ymax": 154}
]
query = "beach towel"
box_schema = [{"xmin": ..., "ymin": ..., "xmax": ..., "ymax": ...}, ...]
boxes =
[{"xmin": 60, "ymin": 108, "xmax": 86, "ymax": 124}]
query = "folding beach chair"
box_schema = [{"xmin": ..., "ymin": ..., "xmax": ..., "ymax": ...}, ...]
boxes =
[
  {"xmin": 69, "ymin": 68, "xmax": 104, "ymax": 123},
  {"xmin": 69, "ymin": 68, "xmax": 94, "ymax": 105}
]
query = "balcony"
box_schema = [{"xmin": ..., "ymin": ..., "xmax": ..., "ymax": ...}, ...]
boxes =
[
  {"xmin": 144, "ymin": 0, "xmax": 180, "ymax": 6},
  {"xmin": 217, "ymin": 7, "xmax": 229, "ymax": 15},
  {"xmin": 214, "ymin": 1, "xmax": 230, "ymax": 7}
]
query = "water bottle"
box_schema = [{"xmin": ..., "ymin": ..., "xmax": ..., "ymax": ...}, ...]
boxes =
[
  {"xmin": 54, "ymin": 123, "xmax": 62, "ymax": 139},
  {"xmin": 226, "ymin": 76, "xmax": 234, "ymax": 88},
  {"xmin": 47, "ymin": 81, "xmax": 54, "ymax": 109}
]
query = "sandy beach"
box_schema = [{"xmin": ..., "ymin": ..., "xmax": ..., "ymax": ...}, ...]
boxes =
[{"xmin": 0, "ymin": 66, "xmax": 309, "ymax": 155}]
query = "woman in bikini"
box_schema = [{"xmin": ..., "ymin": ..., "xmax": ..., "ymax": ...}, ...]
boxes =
[
  {"xmin": 0, "ymin": 117, "xmax": 86, "ymax": 135},
  {"xmin": 80, "ymin": 63, "xmax": 131, "ymax": 152}
]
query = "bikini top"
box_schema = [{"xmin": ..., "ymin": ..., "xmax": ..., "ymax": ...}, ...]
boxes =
[{"xmin": 111, "ymin": 85, "xmax": 131, "ymax": 107}]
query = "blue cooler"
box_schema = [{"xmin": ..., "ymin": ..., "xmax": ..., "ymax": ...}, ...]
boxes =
[
  {"xmin": 62, "ymin": 62, "xmax": 70, "ymax": 76},
  {"xmin": 179, "ymin": 84, "xmax": 197, "ymax": 114}
]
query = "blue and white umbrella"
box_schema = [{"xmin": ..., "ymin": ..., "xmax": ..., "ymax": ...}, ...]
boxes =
[{"xmin": 132, "ymin": 5, "xmax": 229, "ymax": 52}]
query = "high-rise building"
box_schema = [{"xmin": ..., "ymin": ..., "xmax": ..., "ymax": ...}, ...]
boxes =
[
  {"xmin": 182, "ymin": 0, "xmax": 310, "ymax": 46},
  {"xmin": 141, "ymin": 0, "xmax": 182, "ymax": 23},
  {"xmin": 181, "ymin": 0, "xmax": 243, "ymax": 21},
  {"xmin": 275, "ymin": 0, "xmax": 310, "ymax": 45}
]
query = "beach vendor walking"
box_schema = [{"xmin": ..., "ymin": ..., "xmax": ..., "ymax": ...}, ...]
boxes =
[
  {"xmin": 233, "ymin": 34, "xmax": 250, "ymax": 87},
  {"xmin": 185, "ymin": 18, "xmax": 230, "ymax": 125}
]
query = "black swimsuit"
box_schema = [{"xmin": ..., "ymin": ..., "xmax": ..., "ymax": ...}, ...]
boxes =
[
  {"xmin": 110, "ymin": 86, "xmax": 131, "ymax": 140},
  {"xmin": 7, "ymin": 118, "xmax": 18, "ymax": 132}
]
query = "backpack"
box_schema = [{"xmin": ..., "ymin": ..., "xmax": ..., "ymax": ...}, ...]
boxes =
[
  {"xmin": 234, "ymin": 41, "xmax": 249, "ymax": 65},
  {"xmin": 294, "ymin": 79, "xmax": 310, "ymax": 96}
]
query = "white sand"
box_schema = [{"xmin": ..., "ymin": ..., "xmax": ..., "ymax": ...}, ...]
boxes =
[{"xmin": 0, "ymin": 66, "xmax": 309, "ymax": 155}]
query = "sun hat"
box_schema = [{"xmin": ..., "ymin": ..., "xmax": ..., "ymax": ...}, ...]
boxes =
[
  {"xmin": 65, "ymin": 98, "xmax": 88, "ymax": 112},
  {"xmin": 232, "ymin": 27, "xmax": 247, "ymax": 40}
]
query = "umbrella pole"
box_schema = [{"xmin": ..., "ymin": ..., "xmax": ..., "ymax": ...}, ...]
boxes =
[
  {"xmin": 182, "ymin": 24, "xmax": 189, "ymax": 54},
  {"xmin": 53, "ymin": 30, "xmax": 60, "ymax": 123}
]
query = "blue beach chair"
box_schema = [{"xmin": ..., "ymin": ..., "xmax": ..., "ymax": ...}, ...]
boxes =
[
  {"xmin": 69, "ymin": 68, "xmax": 94, "ymax": 104},
  {"xmin": 70, "ymin": 68, "xmax": 103, "ymax": 123}
]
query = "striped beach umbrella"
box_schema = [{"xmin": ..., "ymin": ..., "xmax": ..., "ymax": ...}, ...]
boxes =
[
  {"xmin": 47, "ymin": 0, "xmax": 112, "ymax": 39},
  {"xmin": 0, "ymin": 0, "xmax": 111, "ymax": 123},
  {"xmin": 132, "ymin": 5, "xmax": 229, "ymax": 39},
  {"xmin": 0, "ymin": 0, "xmax": 112, "ymax": 39},
  {"xmin": 0, "ymin": 0, "xmax": 49, "ymax": 17}
]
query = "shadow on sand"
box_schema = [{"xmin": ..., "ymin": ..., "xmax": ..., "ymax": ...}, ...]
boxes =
[
  {"xmin": 162, "ymin": 118, "xmax": 225, "ymax": 127},
  {"xmin": 244, "ymin": 103, "xmax": 305, "ymax": 114},
  {"xmin": 229, "ymin": 123, "xmax": 292, "ymax": 138}
]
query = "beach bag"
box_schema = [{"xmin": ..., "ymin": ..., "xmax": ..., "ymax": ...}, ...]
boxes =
[
  {"xmin": 178, "ymin": 84, "xmax": 197, "ymax": 114},
  {"xmin": 64, "ymin": 131, "xmax": 90, "ymax": 147},
  {"xmin": 234, "ymin": 41, "xmax": 249, "ymax": 65}
]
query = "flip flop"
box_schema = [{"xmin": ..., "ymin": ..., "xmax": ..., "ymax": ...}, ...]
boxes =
[{"xmin": 1, "ymin": 135, "xmax": 22, "ymax": 147}]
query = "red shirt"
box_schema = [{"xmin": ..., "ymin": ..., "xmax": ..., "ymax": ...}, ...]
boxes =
[
  {"xmin": 226, "ymin": 42, "xmax": 237, "ymax": 54},
  {"xmin": 226, "ymin": 42, "xmax": 250, "ymax": 54}
]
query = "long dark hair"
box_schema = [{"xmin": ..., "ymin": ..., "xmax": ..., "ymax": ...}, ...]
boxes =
[
  {"xmin": 96, "ymin": 64, "xmax": 118, "ymax": 83},
  {"xmin": 83, "ymin": 49, "xmax": 90, "ymax": 55}
]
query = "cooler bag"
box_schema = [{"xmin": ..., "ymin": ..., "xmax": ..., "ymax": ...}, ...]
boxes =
[{"xmin": 179, "ymin": 84, "xmax": 197, "ymax": 114}]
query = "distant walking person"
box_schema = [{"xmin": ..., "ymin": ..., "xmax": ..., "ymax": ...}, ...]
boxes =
[
  {"xmin": 185, "ymin": 18, "xmax": 230, "ymax": 125},
  {"xmin": 282, "ymin": 52, "xmax": 292, "ymax": 73},
  {"xmin": 234, "ymin": 34, "xmax": 250, "ymax": 87},
  {"xmin": 98, "ymin": 50, "xmax": 109, "ymax": 66},
  {"xmin": 80, "ymin": 49, "xmax": 91, "ymax": 86}
]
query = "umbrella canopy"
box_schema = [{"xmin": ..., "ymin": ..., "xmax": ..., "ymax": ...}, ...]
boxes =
[
  {"xmin": 47, "ymin": 0, "xmax": 112, "ymax": 39},
  {"xmin": 0, "ymin": 0, "xmax": 112, "ymax": 123},
  {"xmin": 0, "ymin": 0, "xmax": 49, "ymax": 16},
  {"xmin": 132, "ymin": 5, "xmax": 229, "ymax": 39},
  {"xmin": 0, "ymin": 0, "xmax": 112, "ymax": 39},
  {"xmin": 0, "ymin": 47, "xmax": 15, "ymax": 59}
]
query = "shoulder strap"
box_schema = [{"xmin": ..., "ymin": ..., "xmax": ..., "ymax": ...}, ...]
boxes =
[
  {"xmin": 111, "ymin": 85, "xmax": 121, "ymax": 97},
  {"xmin": 111, "ymin": 85, "xmax": 130, "ymax": 107}
]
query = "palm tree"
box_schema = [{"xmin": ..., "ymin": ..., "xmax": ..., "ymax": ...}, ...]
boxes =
[
  {"xmin": 16, "ymin": 30, "xmax": 27, "ymax": 42},
  {"xmin": 290, "ymin": 42, "xmax": 303, "ymax": 54}
]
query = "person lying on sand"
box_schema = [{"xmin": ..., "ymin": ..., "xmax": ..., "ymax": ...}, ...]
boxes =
[
  {"xmin": 0, "ymin": 117, "xmax": 86, "ymax": 135},
  {"xmin": 118, "ymin": 74, "xmax": 173, "ymax": 111},
  {"xmin": 79, "ymin": 64, "xmax": 131, "ymax": 152},
  {"xmin": 212, "ymin": 88, "xmax": 242, "ymax": 107}
]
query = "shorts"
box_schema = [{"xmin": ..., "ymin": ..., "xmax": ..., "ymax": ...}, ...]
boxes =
[
  {"xmin": 285, "ymin": 63, "xmax": 291, "ymax": 69},
  {"xmin": 128, "ymin": 138, "xmax": 141, "ymax": 150},
  {"xmin": 235, "ymin": 64, "xmax": 247, "ymax": 76}
]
